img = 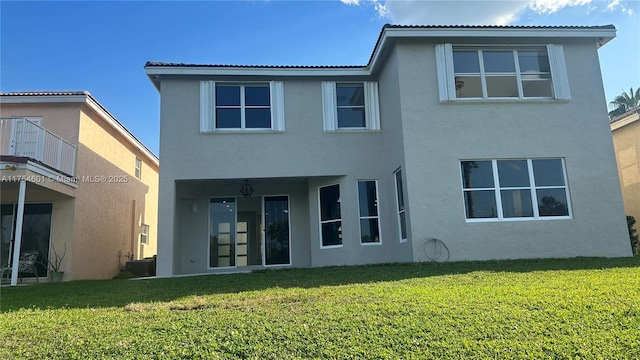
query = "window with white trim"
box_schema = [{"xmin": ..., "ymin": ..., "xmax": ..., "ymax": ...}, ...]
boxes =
[
  {"xmin": 140, "ymin": 223, "xmax": 149, "ymax": 245},
  {"xmin": 322, "ymin": 81, "xmax": 380, "ymax": 131},
  {"xmin": 394, "ymin": 169, "xmax": 407, "ymax": 242},
  {"xmin": 319, "ymin": 184, "xmax": 342, "ymax": 247},
  {"xmin": 135, "ymin": 158, "xmax": 141, "ymax": 179},
  {"xmin": 200, "ymin": 81, "xmax": 284, "ymax": 132},
  {"xmin": 357, "ymin": 180, "xmax": 381, "ymax": 244},
  {"xmin": 460, "ymin": 158, "xmax": 571, "ymax": 221},
  {"xmin": 436, "ymin": 44, "xmax": 570, "ymax": 101}
]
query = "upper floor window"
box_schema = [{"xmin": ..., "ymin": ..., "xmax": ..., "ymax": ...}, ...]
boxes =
[
  {"xmin": 200, "ymin": 81, "xmax": 284, "ymax": 132},
  {"xmin": 322, "ymin": 81, "xmax": 380, "ymax": 131},
  {"xmin": 460, "ymin": 158, "xmax": 571, "ymax": 221},
  {"xmin": 135, "ymin": 157, "xmax": 141, "ymax": 179},
  {"xmin": 436, "ymin": 44, "xmax": 571, "ymax": 101}
]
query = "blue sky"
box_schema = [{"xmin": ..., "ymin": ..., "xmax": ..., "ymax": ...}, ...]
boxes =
[{"xmin": 1, "ymin": 0, "xmax": 638, "ymax": 156}]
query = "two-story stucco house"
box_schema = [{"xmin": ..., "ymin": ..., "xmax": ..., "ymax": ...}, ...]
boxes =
[
  {"xmin": 146, "ymin": 24, "xmax": 631, "ymax": 278},
  {"xmin": 611, "ymin": 107, "xmax": 640, "ymax": 226},
  {"xmin": 0, "ymin": 91, "xmax": 159, "ymax": 285}
]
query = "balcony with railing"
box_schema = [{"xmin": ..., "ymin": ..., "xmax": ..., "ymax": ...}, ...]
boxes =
[{"xmin": 0, "ymin": 118, "xmax": 77, "ymax": 176}]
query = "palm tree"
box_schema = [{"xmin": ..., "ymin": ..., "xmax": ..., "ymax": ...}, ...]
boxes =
[{"xmin": 609, "ymin": 87, "xmax": 640, "ymax": 118}]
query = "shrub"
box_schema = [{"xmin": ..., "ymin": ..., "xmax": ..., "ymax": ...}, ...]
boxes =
[{"xmin": 628, "ymin": 215, "xmax": 639, "ymax": 255}]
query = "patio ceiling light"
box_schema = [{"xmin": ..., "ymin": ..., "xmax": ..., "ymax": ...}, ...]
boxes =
[{"xmin": 240, "ymin": 179, "xmax": 254, "ymax": 198}]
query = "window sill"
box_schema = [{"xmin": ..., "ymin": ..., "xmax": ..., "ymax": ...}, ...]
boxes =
[
  {"xmin": 200, "ymin": 129, "xmax": 284, "ymax": 134},
  {"xmin": 320, "ymin": 244, "xmax": 344, "ymax": 250},
  {"xmin": 465, "ymin": 215, "xmax": 572, "ymax": 223},
  {"xmin": 441, "ymin": 98, "xmax": 570, "ymax": 104},
  {"xmin": 324, "ymin": 129, "xmax": 381, "ymax": 133},
  {"xmin": 361, "ymin": 242, "xmax": 382, "ymax": 246}
]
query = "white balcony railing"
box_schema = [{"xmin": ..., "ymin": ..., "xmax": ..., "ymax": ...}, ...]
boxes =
[{"xmin": 0, "ymin": 118, "xmax": 77, "ymax": 176}]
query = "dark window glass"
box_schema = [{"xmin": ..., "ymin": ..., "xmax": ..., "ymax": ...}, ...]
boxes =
[
  {"xmin": 485, "ymin": 76, "xmax": 519, "ymax": 97},
  {"xmin": 358, "ymin": 181, "xmax": 378, "ymax": 217},
  {"xmin": 360, "ymin": 219, "xmax": 380, "ymax": 243},
  {"xmin": 497, "ymin": 160, "xmax": 530, "ymax": 187},
  {"xmin": 245, "ymin": 109, "xmax": 271, "ymax": 128},
  {"xmin": 461, "ymin": 161, "xmax": 494, "ymax": 188},
  {"xmin": 320, "ymin": 185, "xmax": 341, "ymax": 221},
  {"xmin": 483, "ymin": 51, "xmax": 516, "ymax": 72},
  {"xmin": 216, "ymin": 109, "xmax": 241, "ymax": 128},
  {"xmin": 337, "ymin": 108, "xmax": 366, "ymax": 128},
  {"xmin": 395, "ymin": 171, "xmax": 404, "ymax": 211},
  {"xmin": 455, "ymin": 76, "xmax": 483, "ymax": 98},
  {"xmin": 453, "ymin": 50, "xmax": 480, "ymax": 73},
  {"xmin": 464, "ymin": 190, "xmax": 497, "ymax": 218},
  {"xmin": 537, "ymin": 189, "xmax": 569, "ymax": 216},
  {"xmin": 336, "ymin": 85, "xmax": 364, "ymax": 106},
  {"xmin": 532, "ymin": 159, "xmax": 565, "ymax": 186},
  {"xmin": 399, "ymin": 212, "xmax": 407, "ymax": 239},
  {"xmin": 321, "ymin": 222, "xmax": 342, "ymax": 246},
  {"xmin": 216, "ymin": 86, "xmax": 240, "ymax": 106},
  {"xmin": 501, "ymin": 189, "xmax": 534, "ymax": 217},
  {"xmin": 518, "ymin": 51, "xmax": 550, "ymax": 73},
  {"xmin": 245, "ymin": 86, "xmax": 270, "ymax": 106}
]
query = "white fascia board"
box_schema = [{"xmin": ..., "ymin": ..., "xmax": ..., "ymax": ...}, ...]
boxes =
[
  {"xmin": 84, "ymin": 97, "xmax": 160, "ymax": 166},
  {"xmin": 145, "ymin": 66, "xmax": 369, "ymax": 77},
  {"xmin": 382, "ymin": 27, "xmax": 616, "ymax": 43},
  {"xmin": 611, "ymin": 112, "xmax": 639, "ymax": 131},
  {"xmin": 0, "ymin": 95, "xmax": 88, "ymax": 104}
]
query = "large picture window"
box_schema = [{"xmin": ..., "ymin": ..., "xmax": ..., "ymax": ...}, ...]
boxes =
[
  {"xmin": 319, "ymin": 184, "xmax": 342, "ymax": 247},
  {"xmin": 435, "ymin": 44, "xmax": 570, "ymax": 101},
  {"xmin": 357, "ymin": 180, "xmax": 381, "ymax": 244},
  {"xmin": 461, "ymin": 158, "xmax": 571, "ymax": 221}
]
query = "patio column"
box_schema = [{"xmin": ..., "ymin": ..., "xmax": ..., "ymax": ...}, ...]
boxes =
[{"xmin": 10, "ymin": 179, "xmax": 27, "ymax": 286}]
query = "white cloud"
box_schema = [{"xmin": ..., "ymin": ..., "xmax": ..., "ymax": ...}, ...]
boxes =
[{"xmin": 342, "ymin": 0, "xmax": 633, "ymax": 25}]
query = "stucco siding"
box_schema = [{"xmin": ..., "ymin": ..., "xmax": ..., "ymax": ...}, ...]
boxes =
[
  {"xmin": 392, "ymin": 39, "xmax": 630, "ymax": 260},
  {"xmin": 612, "ymin": 118, "xmax": 640, "ymax": 224}
]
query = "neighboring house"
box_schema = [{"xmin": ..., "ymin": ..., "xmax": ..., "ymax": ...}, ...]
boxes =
[
  {"xmin": 0, "ymin": 91, "xmax": 159, "ymax": 284},
  {"xmin": 146, "ymin": 24, "xmax": 631, "ymax": 278},
  {"xmin": 611, "ymin": 107, "xmax": 640, "ymax": 224}
]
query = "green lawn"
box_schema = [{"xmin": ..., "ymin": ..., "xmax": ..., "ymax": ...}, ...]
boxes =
[{"xmin": 1, "ymin": 257, "xmax": 639, "ymax": 359}]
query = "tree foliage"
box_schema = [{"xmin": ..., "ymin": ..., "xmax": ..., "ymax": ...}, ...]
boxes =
[{"xmin": 609, "ymin": 87, "xmax": 640, "ymax": 118}]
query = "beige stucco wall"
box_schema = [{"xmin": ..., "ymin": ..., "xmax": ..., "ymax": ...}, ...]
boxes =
[
  {"xmin": 612, "ymin": 115, "xmax": 640, "ymax": 224},
  {"xmin": 73, "ymin": 105, "xmax": 158, "ymax": 279},
  {"xmin": 0, "ymin": 103, "xmax": 81, "ymax": 144}
]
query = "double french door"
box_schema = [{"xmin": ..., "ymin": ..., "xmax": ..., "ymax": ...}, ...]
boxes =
[{"xmin": 209, "ymin": 195, "xmax": 290, "ymax": 268}]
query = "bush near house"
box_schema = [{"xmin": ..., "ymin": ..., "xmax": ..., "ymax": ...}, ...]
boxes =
[
  {"xmin": 629, "ymin": 215, "xmax": 639, "ymax": 255},
  {"xmin": 1, "ymin": 257, "xmax": 639, "ymax": 359}
]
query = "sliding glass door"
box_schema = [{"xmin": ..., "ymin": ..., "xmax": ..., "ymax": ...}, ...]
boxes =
[{"xmin": 209, "ymin": 195, "xmax": 290, "ymax": 268}]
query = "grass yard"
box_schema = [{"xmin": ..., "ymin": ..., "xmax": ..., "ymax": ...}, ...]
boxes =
[{"xmin": 1, "ymin": 257, "xmax": 639, "ymax": 359}]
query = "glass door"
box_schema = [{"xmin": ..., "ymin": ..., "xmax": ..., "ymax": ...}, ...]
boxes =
[
  {"xmin": 209, "ymin": 198, "xmax": 236, "ymax": 268},
  {"xmin": 264, "ymin": 196, "xmax": 290, "ymax": 266},
  {"xmin": 1, "ymin": 204, "xmax": 15, "ymax": 270}
]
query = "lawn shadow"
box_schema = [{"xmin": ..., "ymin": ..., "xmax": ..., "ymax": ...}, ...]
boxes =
[{"xmin": 1, "ymin": 256, "xmax": 638, "ymax": 312}]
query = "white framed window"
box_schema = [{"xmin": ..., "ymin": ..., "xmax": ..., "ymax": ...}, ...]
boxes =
[
  {"xmin": 319, "ymin": 184, "xmax": 342, "ymax": 248},
  {"xmin": 357, "ymin": 180, "xmax": 381, "ymax": 244},
  {"xmin": 394, "ymin": 169, "xmax": 407, "ymax": 242},
  {"xmin": 436, "ymin": 44, "xmax": 570, "ymax": 101},
  {"xmin": 135, "ymin": 157, "xmax": 141, "ymax": 179},
  {"xmin": 460, "ymin": 158, "xmax": 572, "ymax": 222},
  {"xmin": 140, "ymin": 223, "xmax": 149, "ymax": 245},
  {"xmin": 200, "ymin": 81, "xmax": 284, "ymax": 132},
  {"xmin": 322, "ymin": 81, "xmax": 380, "ymax": 131}
]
